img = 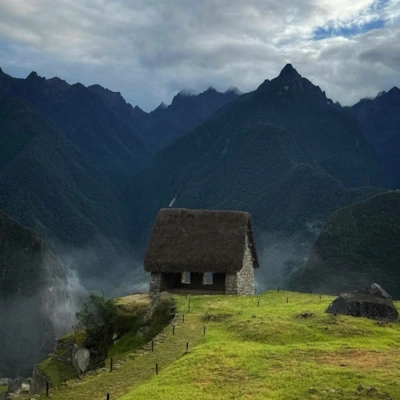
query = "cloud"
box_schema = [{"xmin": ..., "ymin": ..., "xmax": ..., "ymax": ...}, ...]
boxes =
[{"xmin": 0, "ymin": 0, "xmax": 399, "ymax": 110}]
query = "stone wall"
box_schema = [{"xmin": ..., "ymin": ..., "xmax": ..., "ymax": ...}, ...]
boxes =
[
  {"xmin": 149, "ymin": 272, "xmax": 162, "ymax": 296},
  {"xmin": 52, "ymin": 337, "xmax": 77, "ymax": 363},
  {"xmin": 236, "ymin": 233, "xmax": 255, "ymax": 295},
  {"xmin": 149, "ymin": 272, "xmax": 176, "ymax": 296},
  {"xmin": 30, "ymin": 365, "xmax": 48, "ymax": 394}
]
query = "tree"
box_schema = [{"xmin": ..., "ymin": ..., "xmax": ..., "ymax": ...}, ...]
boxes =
[{"xmin": 75, "ymin": 293, "xmax": 118, "ymax": 357}]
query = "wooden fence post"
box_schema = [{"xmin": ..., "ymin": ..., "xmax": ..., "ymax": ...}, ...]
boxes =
[
  {"xmin": 156, "ymin": 363, "xmax": 159, "ymax": 375},
  {"xmin": 46, "ymin": 382, "xmax": 49, "ymax": 398},
  {"xmin": 110, "ymin": 357, "xmax": 113, "ymax": 372},
  {"xmin": 186, "ymin": 342, "xmax": 189, "ymax": 352}
]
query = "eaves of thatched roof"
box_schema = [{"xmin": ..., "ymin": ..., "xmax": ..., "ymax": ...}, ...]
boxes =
[{"xmin": 144, "ymin": 208, "xmax": 259, "ymax": 273}]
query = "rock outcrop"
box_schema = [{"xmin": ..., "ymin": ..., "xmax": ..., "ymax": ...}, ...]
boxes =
[
  {"xmin": 73, "ymin": 348, "xmax": 91, "ymax": 374},
  {"xmin": 326, "ymin": 284, "xmax": 398, "ymax": 321}
]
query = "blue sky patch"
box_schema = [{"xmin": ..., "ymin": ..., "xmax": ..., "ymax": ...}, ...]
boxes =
[
  {"xmin": 313, "ymin": 0, "xmax": 388, "ymax": 40},
  {"xmin": 313, "ymin": 18, "xmax": 385, "ymax": 40}
]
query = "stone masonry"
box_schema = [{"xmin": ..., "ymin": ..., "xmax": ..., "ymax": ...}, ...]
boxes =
[
  {"xmin": 236, "ymin": 233, "xmax": 255, "ymax": 295},
  {"xmin": 149, "ymin": 272, "xmax": 170, "ymax": 297},
  {"xmin": 225, "ymin": 232, "xmax": 255, "ymax": 295}
]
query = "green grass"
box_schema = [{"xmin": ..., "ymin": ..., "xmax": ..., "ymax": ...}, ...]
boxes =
[
  {"xmin": 37, "ymin": 330, "xmax": 86, "ymax": 386},
  {"xmin": 34, "ymin": 294, "xmax": 173, "ymax": 392},
  {"xmin": 108, "ymin": 295, "xmax": 173, "ymax": 360},
  {"xmin": 37, "ymin": 357, "xmax": 78, "ymax": 388},
  {"xmin": 0, "ymin": 385, "xmax": 7, "ymax": 394},
  {"xmin": 30, "ymin": 291, "xmax": 400, "ymax": 400}
]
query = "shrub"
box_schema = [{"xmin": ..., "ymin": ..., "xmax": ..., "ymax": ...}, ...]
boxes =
[{"xmin": 75, "ymin": 293, "xmax": 118, "ymax": 358}]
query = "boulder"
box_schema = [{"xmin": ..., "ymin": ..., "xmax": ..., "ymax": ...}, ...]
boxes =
[
  {"xmin": 73, "ymin": 348, "xmax": 90, "ymax": 375},
  {"xmin": 326, "ymin": 284, "xmax": 398, "ymax": 321}
]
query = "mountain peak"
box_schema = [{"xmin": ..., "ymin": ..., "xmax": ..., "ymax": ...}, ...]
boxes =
[
  {"xmin": 388, "ymin": 86, "xmax": 400, "ymax": 96},
  {"xmin": 226, "ymin": 86, "xmax": 242, "ymax": 95},
  {"xmin": 279, "ymin": 64, "xmax": 300, "ymax": 78},
  {"xmin": 27, "ymin": 71, "xmax": 39, "ymax": 81}
]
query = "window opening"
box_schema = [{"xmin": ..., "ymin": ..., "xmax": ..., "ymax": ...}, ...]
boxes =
[
  {"xmin": 181, "ymin": 272, "xmax": 191, "ymax": 284},
  {"xmin": 203, "ymin": 272, "xmax": 213, "ymax": 285}
]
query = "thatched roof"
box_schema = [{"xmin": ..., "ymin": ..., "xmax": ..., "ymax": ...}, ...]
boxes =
[{"xmin": 144, "ymin": 208, "xmax": 259, "ymax": 273}]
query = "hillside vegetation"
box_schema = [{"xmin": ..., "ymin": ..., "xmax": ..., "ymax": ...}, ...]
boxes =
[
  {"xmin": 127, "ymin": 65, "xmax": 386, "ymax": 289},
  {"xmin": 33, "ymin": 292, "xmax": 400, "ymax": 400},
  {"xmin": 35, "ymin": 294, "xmax": 173, "ymax": 388},
  {"xmin": 298, "ymin": 190, "xmax": 400, "ymax": 297},
  {"xmin": 351, "ymin": 87, "xmax": 400, "ymax": 188}
]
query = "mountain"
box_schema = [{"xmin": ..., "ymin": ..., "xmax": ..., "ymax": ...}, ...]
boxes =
[
  {"xmin": 297, "ymin": 191, "xmax": 400, "ymax": 298},
  {"xmin": 0, "ymin": 70, "xmax": 149, "ymax": 189},
  {"xmin": 350, "ymin": 87, "xmax": 400, "ymax": 188},
  {"xmin": 126, "ymin": 64, "xmax": 387, "ymax": 289},
  {"xmin": 0, "ymin": 210, "xmax": 75, "ymax": 377},
  {"xmin": 0, "ymin": 95, "xmax": 134, "ymax": 286},
  {"xmin": 142, "ymin": 87, "xmax": 240, "ymax": 150},
  {"xmin": 0, "ymin": 69, "xmax": 239, "ymax": 165},
  {"xmin": 0, "ymin": 69, "xmax": 239, "ymax": 289}
]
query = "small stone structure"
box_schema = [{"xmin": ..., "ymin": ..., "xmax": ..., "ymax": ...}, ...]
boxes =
[
  {"xmin": 326, "ymin": 283, "xmax": 399, "ymax": 321},
  {"xmin": 144, "ymin": 208, "xmax": 259, "ymax": 296}
]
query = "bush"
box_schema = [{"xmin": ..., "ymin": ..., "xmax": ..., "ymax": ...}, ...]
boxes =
[{"xmin": 75, "ymin": 293, "xmax": 118, "ymax": 358}]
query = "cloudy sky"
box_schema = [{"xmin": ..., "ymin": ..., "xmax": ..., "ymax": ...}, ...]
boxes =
[{"xmin": 0, "ymin": 0, "xmax": 399, "ymax": 111}]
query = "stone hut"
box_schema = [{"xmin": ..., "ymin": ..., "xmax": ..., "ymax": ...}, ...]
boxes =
[{"xmin": 144, "ymin": 208, "xmax": 259, "ymax": 296}]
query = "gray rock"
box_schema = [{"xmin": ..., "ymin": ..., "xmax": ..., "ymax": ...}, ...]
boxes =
[
  {"xmin": 7, "ymin": 378, "xmax": 21, "ymax": 393},
  {"xmin": 30, "ymin": 366, "xmax": 48, "ymax": 394},
  {"xmin": 326, "ymin": 283, "xmax": 399, "ymax": 321},
  {"xmin": 73, "ymin": 348, "xmax": 91, "ymax": 374},
  {"xmin": 0, "ymin": 379, "xmax": 8, "ymax": 386},
  {"xmin": 137, "ymin": 326, "xmax": 150, "ymax": 337}
]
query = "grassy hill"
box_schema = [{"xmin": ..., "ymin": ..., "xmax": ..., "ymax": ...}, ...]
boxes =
[{"xmin": 29, "ymin": 291, "xmax": 400, "ymax": 400}]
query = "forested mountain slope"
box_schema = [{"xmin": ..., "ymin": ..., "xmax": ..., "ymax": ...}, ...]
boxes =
[
  {"xmin": 127, "ymin": 65, "xmax": 386, "ymax": 289},
  {"xmin": 351, "ymin": 87, "xmax": 400, "ymax": 188},
  {"xmin": 0, "ymin": 210, "xmax": 73, "ymax": 377},
  {"xmin": 298, "ymin": 191, "xmax": 400, "ymax": 297}
]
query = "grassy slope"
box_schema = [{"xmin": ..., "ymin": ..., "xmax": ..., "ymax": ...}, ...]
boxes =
[
  {"xmin": 34, "ymin": 292, "xmax": 400, "ymax": 400},
  {"xmin": 35, "ymin": 294, "xmax": 172, "ymax": 390},
  {"xmin": 0, "ymin": 385, "xmax": 7, "ymax": 394}
]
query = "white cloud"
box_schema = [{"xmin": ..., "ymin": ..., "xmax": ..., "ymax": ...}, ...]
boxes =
[{"xmin": 0, "ymin": 0, "xmax": 399, "ymax": 110}]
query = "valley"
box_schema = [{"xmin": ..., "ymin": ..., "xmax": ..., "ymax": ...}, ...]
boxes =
[{"xmin": 0, "ymin": 63, "xmax": 399, "ymax": 385}]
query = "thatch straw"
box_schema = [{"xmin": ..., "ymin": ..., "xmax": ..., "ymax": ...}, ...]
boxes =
[{"xmin": 144, "ymin": 208, "xmax": 259, "ymax": 273}]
